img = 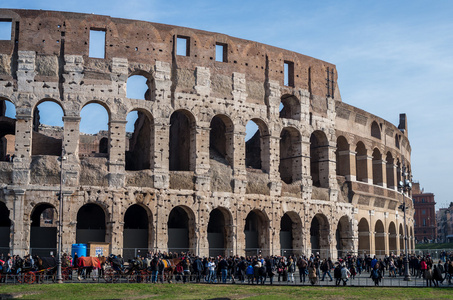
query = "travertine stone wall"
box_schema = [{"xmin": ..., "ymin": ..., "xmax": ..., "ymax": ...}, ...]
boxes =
[{"xmin": 0, "ymin": 9, "xmax": 415, "ymax": 258}]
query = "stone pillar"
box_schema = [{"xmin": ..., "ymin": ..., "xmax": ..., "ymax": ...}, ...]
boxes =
[
  {"xmin": 155, "ymin": 192, "xmax": 169, "ymax": 251},
  {"xmin": 361, "ymin": 153, "xmax": 373, "ymax": 184},
  {"xmin": 194, "ymin": 123, "xmax": 210, "ymax": 192},
  {"xmin": 109, "ymin": 192, "xmax": 124, "ymax": 254},
  {"xmin": 153, "ymin": 119, "xmax": 170, "ymax": 189},
  {"xmin": 62, "ymin": 116, "xmax": 81, "ymax": 187},
  {"xmin": 16, "ymin": 51, "xmax": 36, "ymax": 92},
  {"xmin": 369, "ymin": 209, "xmax": 375, "ymax": 256},
  {"xmin": 10, "ymin": 189, "xmax": 28, "ymax": 256},
  {"xmin": 232, "ymin": 130, "xmax": 247, "ymax": 194},
  {"xmin": 327, "ymin": 141, "xmax": 338, "ymax": 189},
  {"xmin": 108, "ymin": 120, "xmax": 127, "ymax": 188},
  {"xmin": 12, "ymin": 114, "xmax": 32, "ymax": 185},
  {"xmin": 268, "ymin": 135, "xmax": 281, "ymax": 197},
  {"xmin": 339, "ymin": 150, "xmax": 356, "ymax": 181},
  {"xmin": 387, "ymin": 163, "xmax": 397, "ymax": 190}
]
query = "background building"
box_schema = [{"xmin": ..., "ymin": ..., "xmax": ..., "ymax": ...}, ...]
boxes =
[
  {"xmin": 412, "ymin": 183, "xmax": 437, "ymax": 243},
  {"xmin": 437, "ymin": 202, "xmax": 453, "ymax": 243}
]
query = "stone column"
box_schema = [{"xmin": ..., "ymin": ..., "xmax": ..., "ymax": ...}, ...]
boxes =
[
  {"xmin": 387, "ymin": 163, "xmax": 397, "ymax": 190},
  {"xmin": 339, "ymin": 150, "xmax": 356, "ymax": 181},
  {"xmin": 268, "ymin": 135, "xmax": 281, "ymax": 197},
  {"xmin": 12, "ymin": 114, "xmax": 32, "ymax": 185},
  {"xmin": 108, "ymin": 120, "xmax": 127, "ymax": 188},
  {"xmin": 10, "ymin": 189, "xmax": 28, "ymax": 256},
  {"xmin": 62, "ymin": 116, "xmax": 81, "ymax": 187},
  {"xmin": 16, "ymin": 51, "xmax": 36, "ymax": 92},
  {"xmin": 194, "ymin": 123, "xmax": 210, "ymax": 192},
  {"xmin": 109, "ymin": 192, "xmax": 124, "ymax": 254},
  {"xmin": 153, "ymin": 119, "xmax": 170, "ymax": 189},
  {"xmin": 232, "ymin": 130, "xmax": 247, "ymax": 194},
  {"xmin": 373, "ymin": 159, "xmax": 387, "ymax": 187},
  {"xmin": 369, "ymin": 210, "xmax": 375, "ymax": 256}
]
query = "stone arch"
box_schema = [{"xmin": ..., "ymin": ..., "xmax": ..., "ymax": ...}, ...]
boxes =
[
  {"xmin": 126, "ymin": 109, "xmax": 154, "ymax": 171},
  {"xmin": 372, "ymin": 148, "xmax": 383, "ymax": 186},
  {"xmin": 388, "ymin": 221, "xmax": 397, "ymax": 254},
  {"xmin": 358, "ymin": 218, "xmax": 370, "ymax": 256},
  {"xmin": 0, "ymin": 201, "xmax": 11, "ymax": 254},
  {"xmin": 169, "ymin": 109, "xmax": 196, "ymax": 171},
  {"xmin": 32, "ymin": 99, "xmax": 65, "ymax": 156},
  {"xmin": 279, "ymin": 94, "xmax": 300, "ymax": 120},
  {"xmin": 355, "ymin": 141, "xmax": 368, "ymax": 182},
  {"xmin": 167, "ymin": 205, "xmax": 196, "ymax": 252},
  {"xmin": 0, "ymin": 98, "xmax": 15, "ymax": 161},
  {"xmin": 375, "ymin": 219, "xmax": 385, "ymax": 257},
  {"xmin": 336, "ymin": 136, "xmax": 350, "ymax": 177},
  {"xmin": 336, "ymin": 215, "xmax": 353, "ymax": 258},
  {"xmin": 76, "ymin": 203, "xmax": 106, "ymax": 244},
  {"xmin": 371, "ymin": 121, "xmax": 381, "ymax": 139},
  {"xmin": 310, "ymin": 130, "xmax": 329, "ymax": 188},
  {"xmin": 280, "ymin": 211, "xmax": 303, "ymax": 256},
  {"xmin": 310, "ymin": 213, "xmax": 330, "ymax": 258},
  {"xmin": 279, "ymin": 127, "xmax": 302, "ymax": 184},
  {"xmin": 207, "ymin": 206, "xmax": 233, "ymax": 257},
  {"xmin": 386, "ymin": 152, "xmax": 395, "ymax": 189},
  {"xmin": 244, "ymin": 209, "xmax": 270, "ymax": 256},
  {"xmin": 79, "ymin": 102, "xmax": 110, "ymax": 159},
  {"xmin": 30, "ymin": 203, "xmax": 57, "ymax": 257},
  {"xmin": 210, "ymin": 114, "xmax": 234, "ymax": 166},
  {"xmin": 126, "ymin": 70, "xmax": 155, "ymax": 101},
  {"xmin": 123, "ymin": 204, "xmax": 153, "ymax": 259},
  {"xmin": 245, "ymin": 118, "xmax": 270, "ymax": 173}
]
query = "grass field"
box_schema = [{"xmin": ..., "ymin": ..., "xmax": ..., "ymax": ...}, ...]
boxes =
[
  {"xmin": 414, "ymin": 243, "xmax": 453, "ymax": 250},
  {"xmin": 0, "ymin": 283, "xmax": 452, "ymax": 299}
]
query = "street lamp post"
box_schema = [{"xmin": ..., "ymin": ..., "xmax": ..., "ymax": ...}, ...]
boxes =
[
  {"xmin": 398, "ymin": 159, "xmax": 412, "ymax": 281},
  {"xmin": 56, "ymin": 149, "xmax": 67, "ymax": 284}
]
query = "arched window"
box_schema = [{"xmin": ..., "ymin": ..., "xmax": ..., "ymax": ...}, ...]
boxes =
[{"xmin": 371, "ymin": 121, "xmax": 381, "ymax": 139}]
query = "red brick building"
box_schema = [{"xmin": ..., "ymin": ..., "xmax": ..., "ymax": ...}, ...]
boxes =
[{"xmin": 412, "ymin": 183, "xmax": 437, "ymax": 243}]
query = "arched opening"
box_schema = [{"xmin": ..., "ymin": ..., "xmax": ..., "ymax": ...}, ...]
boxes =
[
  {"xmin": 210, "ymin": 115, "xmax": 234, "ymax": 166},
  {"xmin": 372, "ymin": 148, "xmax": 383, "ymax": 186},
  {"xmin": 386, "ymin": 152, "xmax": 395, "ymax": 189},
  {"xmin": 389, "ymin": 221, "xmax": 397, "ymax": 254},
  {"xmin": 30, "ymin": 203, "xmax": 57, "ymax": 257},
  {"xmin": 79, "ymin": 103, "xmax": 109, "ymax": 159},
  {"xmin": 310, "ymin": 131, "xmax": 329, "ymax": 188},
  {"xmin": 375, "ymin": 220, "xmax": 385, "ymax": 257},
  {"xmin": 371, "ymin": 121, "xmax": 381, "ymax": 139},
  {"xmin": 335, "ymin": 136, "xmax": 350, "ymax": 178},
  {"xmin": 123, "ymin": 204, "xmax": 150, "ymax": 260},
  {"xmin": 310, "ymin": 214, "xmax": 330, "ymax": 258},
  {"xmin": 169, "ymin": 110, "xmax": 195, "ymax": 171},
  {"xmin": 167, "ymin": 206, "xmax": 196, "ymax": 253},
  {"xmin": 0, "ymin": 99, "xmax": 16, "ymax": 161},
  {"xmin": 207, "ymin": 207, "xmax": 233, "ymax": 257},
  {"xmin": 76, "ymin": 203, "xmax": 106, "ymax": 244},
  {"xmin": 279, "ymin": 127, "xmax": 301, "ymax": 184},
  {"xmin": 358, "ymin": 218, "xmax": 370, "ymax": 256},
  {"xmin": 244, "ymin": 210, "xmax": 269, "ymax": 256},
  {"xmin": 279, "ymin": 94, "xmax": 300, "ymax": 120},
  {"xmin": 336, "ymin": 216, "xmax": 353, "ymax": 258},
  {"xmin": 126, "ymin": 74, "xmax": 153, "ymax": 101},
  {"xmin": 245, "ymin": 119, "xmax": 269, "ymax": 172},
  {"xmin": 355, "ymin": 142, "xmax": 368, "ymax": 182},
  {"xmin": 0, "ymin": 202, "xmax": 11, "ymax": 255},
  {"xmin": 399, "ymin": 223, "xmax": 404, "ymax": 253},
  {"xmin": 395, "ymin": 134, "xmax": 400, "ymax": 149},
  {"xmin": 280, "ymin": 212, "xmax": 303, "ymax": 256},
  {"xmin": 125, "ymin": 110, "xmax": 154, "ymax": 171},
  {"xmin": 32, "ymin": 100, "xmax": 64, "ymax": 156},
  {"xmin": 396, "ymin": 159, "xmax": 402, "ymax": 186}
]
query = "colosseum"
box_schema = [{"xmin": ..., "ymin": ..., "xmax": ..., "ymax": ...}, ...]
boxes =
[{"xmin": 0, "ymin": 9, "xmax": 414, "ymax": 259}]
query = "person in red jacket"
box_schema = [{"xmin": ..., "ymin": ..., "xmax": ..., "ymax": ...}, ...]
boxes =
[{"xmin": 420, "ymin": 258, "xmax": 427, "ymax": 279}]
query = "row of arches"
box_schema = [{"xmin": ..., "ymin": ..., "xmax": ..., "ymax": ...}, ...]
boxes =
[
  {"xmin": 336, "ymin": 135, "xmax": 412, "ymax": 191},
  {"xmin": 1, "ymin": 98, "xmax": 332, "ymax": 187},
  {"xmin": 0, "ymin": 201, "xmax": 358, "ymax": 258},
  {"xmin": 358, "ymin": 218, "xmax": 415, "ymax": 256}
]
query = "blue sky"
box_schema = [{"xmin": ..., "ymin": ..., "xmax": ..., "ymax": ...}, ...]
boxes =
[{"xmin": 3, "ymin": 1, "xmax": 453, "ymax": 208}]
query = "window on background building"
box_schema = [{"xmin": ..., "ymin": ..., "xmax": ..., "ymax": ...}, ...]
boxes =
[
  {"xmin": 422, "ymin": 198, "xmax": 425, "ymax": 203},
  {"xmin": 423, "ymin": 219, "xmax": 426, "ymax": 226},
  {"xmin": 422, "ymin": 210, "xmax": 426, "ymax": 215}
]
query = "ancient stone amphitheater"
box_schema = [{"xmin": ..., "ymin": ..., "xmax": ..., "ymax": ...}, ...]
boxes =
[{"xmin": 0, "ymin": 9, "xmax": 414, "ymax": 259}]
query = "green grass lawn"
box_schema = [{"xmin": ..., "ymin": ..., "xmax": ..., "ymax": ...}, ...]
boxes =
[
  {"xmin": 415, "ymin": 243, "xmax": 453, "ymax": 250},
  {"xmin": 0, "ymin": 283, "xmax": 452, "ymax": 299}
]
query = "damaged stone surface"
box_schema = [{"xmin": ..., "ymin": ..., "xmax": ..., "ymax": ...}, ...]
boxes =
[{"xmin": 0, "ymin": 9, "xmax": 414, "ymax": 258}]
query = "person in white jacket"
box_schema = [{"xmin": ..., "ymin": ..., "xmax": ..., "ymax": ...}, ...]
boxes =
[{"xmin": 340, "ymin": 264, "xmax": 351, "ymax": 286}]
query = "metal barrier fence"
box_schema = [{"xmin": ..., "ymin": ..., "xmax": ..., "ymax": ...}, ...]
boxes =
[{"xmin": 1, "ymin": 268, "xmax": 452, "ymax": 287}]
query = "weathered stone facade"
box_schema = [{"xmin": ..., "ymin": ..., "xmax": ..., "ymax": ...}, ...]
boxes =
[{"xmin": 0, "ymin": 9, "xmax": 414, "ymax": 259}]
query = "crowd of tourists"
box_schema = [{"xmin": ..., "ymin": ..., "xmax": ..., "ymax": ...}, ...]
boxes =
[{"xmin": 1, "ymin": 251, "xmax": 453, "ymax": 287}]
